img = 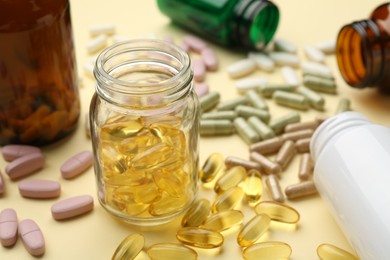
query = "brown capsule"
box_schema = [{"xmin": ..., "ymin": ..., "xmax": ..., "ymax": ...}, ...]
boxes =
[
  {"xmin": 249, "ymin": 137, "xmax": 284, "ymax": 155},
  {"xmin": 284, "ymin": 120, "xmax": 319, "ymax": 133},
  {"xmin": 250, "ymin": 152, "xmax": 281, "ymax": 175},
  {"xmin": 295, "ymin": 138, "xmax": 311, "ymax": 153},
  {"xmin": 298, "ymin": 153, "xmax": 314, "ymax": 181},
  {"xmin": 275, "ymin": 140, "xmax": 296, "ymax": 170},
  {"xmin": 225, "ymin": 156, "xmax": 262, "ymax": 172},
  {"xmin": 285, "ymin": 180, "xmax": 317, "ymax": 200},
  {"xmin": 281, "ymin": 129, "xmax": 313, "ymax": 142},
  {"xmin": 265, "ymin": 175, "xmax": 285, "ymax": 203},
  {"xmin": 315, "ymin": 114, "xmax": 328, "ymax": 124}
]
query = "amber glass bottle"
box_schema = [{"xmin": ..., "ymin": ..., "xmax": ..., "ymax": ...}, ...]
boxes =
[
  {"xmin": 0, "ymin": 0, "xmax": 80, "ymax": 146},
  {"xmin": 336, "ymin": 3, "xmax": 390, "ymax": 93}
]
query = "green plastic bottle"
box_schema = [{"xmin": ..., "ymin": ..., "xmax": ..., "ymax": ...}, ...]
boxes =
[{"xmin": 157, "ymin": 0, "xmax": 279, "ymax": 50}]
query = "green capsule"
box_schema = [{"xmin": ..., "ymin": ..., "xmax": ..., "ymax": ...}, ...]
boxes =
[
  {"xmin": 249, "ymin": 137, "xmax": 284, "ymax": 155},
  {"xmin": 200, "ymin": 120, "xmax": 235, "ymax": 136},
  {"xmin": 254, "ymin": 200, "xmax": 300, "ymax": 224},
  {"xmin": 199, "ymin": 92, "xmax": 220, "ymax": 112},
  {"xmin": 201, "ymin": 210, "xmax": 244, "ymax": 232},
  {"xmin": 147, "ymin": 243, "xmax": 197, "ymax": 260},
  {"xmin": 243, "ymin": 169, "xmax": 263, "ymax": 204},
  {"xmin": 247, "ymin": 116, "xmax": 274, "ymax": 140},
  {"xmin": 234, "ymin": 117, "xmax": 261, "ymax": 144},
  {"xmin": 260, "ymin": 84, "xmax": 297, "ymax": 98},
  {"xmin": 235, "ymin": 105, "xmax": 270, "ymax": 123},
  {"xmin": 243, "ymin": 241, "xmax": 292, "ymax": 260},
  {"xmin": 317, "ymin": 243, "xmax": 359, "ymax": 260},
  {"xmin": 181, "ymin": 199, "xmax": 211, "ymax": 227},
  {"xmin": 335, "ymin": 98, "xmax": 351, "ymax": 114},
  {"xmin": 269, "ymin": 112, "xmax": 300, "ymax": 135},
  {"xmin": 199, "ymin": 153, "xmax": 224, "ymax": 183},
  {"xmin": 216, "ymin": 96, "xmax": 249, "ymax": 111},
  {"xmin": 214, "ymin": 166, "xmax": 247, "ymax": 194},
  {"xmin": 176, "ymin": 227, "xmax": 224, "ymax": 249},
  {"xmin": 112, "ymin": 233, "xmax": 145, "ymax": 260},
  {"xmin": 212, "ymin": 187, "xmax": 244, "ymax": 213},
  {"xmin": 296, "ymin": 85, "xmax": 325, "ymax": 111},
  {"xmin": 273, "ymin": 90, "xmax": 309, "ymax": 110},
  {"xmin": 201, "ymin": 111, "xmax": 238, "ymax": 121},
  {"xmin": 246, "ymin": 90, "xmax": 268, "ymax": 110},
  {"xmin": 303, "ymin": 75, "xmax": 337, "ymax": 94},
  {"xmin": 237, "ymin": 214, "xmax": 271, "ymax": 247}
]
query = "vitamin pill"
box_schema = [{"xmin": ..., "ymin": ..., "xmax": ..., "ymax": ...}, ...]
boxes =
[
  {"xmin": 269, "ymin": 112, "xmax": 301, "ymax": 135},
  {"xmin": 275, "ymin": 140, "xmax": 297, "ymax": 170},
  {"xmin": 199, "ymin": 92, "xmax": 220, "ymax": 112},
  {"xmin": 298, "ymin": 153, "xmax": 313, "ymax": 180},
  {"xmin": 86, "ymin": 34, "xmax": 108, "ymax": 54},
  {"xmin": 201, "ymin": 111, "xmax": 237, "ymax": 121},
  {"xmin": 176, "ymin": 227, "xmax": 224, "ymax": 248},
  {"xmin": 183, "ymin": 34, "xmax": 207, "ymax": 52},
  {"xmin": 212, "ymin": 187, "xmax": 244, "ymax": 213},
  {"xmin": 285, "ymin": 180, "xmax": 317, "ymax": 200},
  {"xmin": 214, "ymin": 166, "xmax": 247, "ymax": 194},
  {"xmin": 248, "ymin": 52, "xmax": 275, "ymax": 72},
  {"xmin": 281, "ymin": 66, "xmax": 300, "ymax": 86},
  {"xmin": 317, "ymin": 243, "xmax": 359, "ymax": 260},
  {"xmin": 296, "ymin": 85, "xmax": 325, "ymax": 111},
  {"xmin": 0, "ymin": 171, "xmax": 3, "ymax": 195},
  {"xmin": 5, "ymin": 152, "xmax": 45, "ymax": 180},
  {"xmin": 315, "ymin": 114, "xmax": 328, "ymax": 124},
  {"xmin": 303, "ymin": 74, "xmax": 337, "ymax": 94},
  {"xmin": 315, "ymin": 39, "xmax": 336, "ymax": 54},
  {"xmin": 301, "ymin": 61, "xmax": 333, "ymax": 79},
  {"xmin": 200, "ymin": 120, "xmax": 235, "ymax": 135},
  {"xmin": 237, "ymin": 214, "xmax": 271, "ymax": 247},
  {"xmin": 282, "ymin": 129, "xmax": 314, "ymax": 142},
  {"xmin": 2, "ymin": 144, "xmax": 41, "ymax": 162},
  {"xmin": 51, "ymin": 194, "xmax": 94, "ymax": 220},
  {"xmin": 265, "ymin": 174, "xmax": 285, "ymax": 202},
  {"xmin": 269, "ymin": 52, "xmax": 300, "ymax": 67},
  {"xmin": 112, "ymin": 233, "xmax": 145, "ymax": 260},
  {"xmin": 199, "ymin": 153, "xmax": 224, "ymax": 183},
  {"xmin": 243, "ymin": 241, "xmax": 292, "ymax": 259},
  {"xmin": 243, "ymin": 169, "xmax": 263, "ymax": 203},
  {"xmin": 149, "ymin": 192, "xmax": 190, "ymax": 217},
  {"xmin": 147, "ymin": 243, "xmax": 197, "ymax": 260},
  {"xmin": 235, "ymin": 76, "xmax": 268, "ymax": 93},
  {"xmin": 296, "ymin": 138, "xmax": 311, "ymax": 153},
  {"xmin": 18, "ymin": 179, "xmax": 61, "ymax": 199},
  {"xmin": 89, "ymin": 24, "xmax": 115, "ymax": 36},
  {"xmin": 217, "ymin": 96, "xmax": 249, "ymax": 111},
  {"xmin": 0, "ymin": 208, "xmax": 18, "ymax": 247},
  {"xmin": 254, "ymin": 201, "xmax": 300, "ymax": 224},
  {"xmin": 260, "ymin": 84, "xmax": 297, "ymax": 98},
  {"xmin": 179, "ymin": 41, "xmax": 190, "ymax": 53},
  {"xmin": 249, "ymin": 137, "xmax": 284, "ymax": 155},
  {"xmin": 250, "ymin": 152, "xmax": 281, "ymax": 175},
  {"xmin": 60, "ymin": 151, "xmax": 93, "ymax": 179},
  {"xmin": 246, "ymin": 90, "xmax": 268, "ymax": 110},
  {"xmin": 304, "ymin": 45, "xmax": 325, "ymax": 63},
  {"xmin": 181, "ymin": 199, "xmax": 211, "ymax": 227},
  {"xmin": 335, "ymin": 97, "xmax": 351, "ymax": 114},
  {"xmin": 273, "ymin": 90, "xmax": 310, "ymax": 110},
  {"xmin": 192, "ymin": 59, "xmax": 206, "ymax": 82},
  {"xmin": 284, "ymin": 120, "xmax": 319, "ymax": 133},
  {"xmin": 201, "ymin": 210, "xmax": 244, "ymax": 232},
  {"xmin": 227, "ymin": 58, "xmax": 257, "ymax": 78},
  {"xmin": 235, "ymin": 105, "xmax": 270, "ymax": 123},
  {"xmin": 234, "ymin": 117, "xmax": 261, "ymax": 144},
  {"xmin": 201, "ymin": 48, "xmax": 219, "ymax": 71},
  {"xmin": 225, "ymin": 156, "xmax": 262, "ymax": 172},
  {"xmin": 19, "ymin": 219, "xmax": 45, "ymax": 256},
  {"xmin": 248, "ymin": 116, "xmax": 275, "ymax": 140},
  {"xmin": 274, "ymin": 38, "xmax": 298, "ymax": 53},
  {"xmin": 194, "ymin": 82, "xmax": 209, "ymax": 97}
]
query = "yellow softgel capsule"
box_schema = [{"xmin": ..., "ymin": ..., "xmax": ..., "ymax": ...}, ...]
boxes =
[
  {"xmin": 212, "ymin": 187, "xmax": 244, "ymax": 213},
  {"xmin": 243, "ymin": 169, "xmax": 263, "ymax": 204},
  {"xmin": 214, "ymin": 166, "xmax": 247, "ymax": 194},
  {"xmin": 201, "ymin": 210, "xmax": 244, "ymax": 232},
  {"xmin": 243, "ymin": 241, "xmax": 292, "ymax": 259},
  {"xmin": 199, "ymin": 153, "xmax": 224, "ymax": 183},
  {"xmin": 237, "ymin": 214, "xmax": 271, "ymax": 247},
  {"xmin": 146, "ymin": 243, "xmax": 197, "ymax": 260},
  {"xmin": 254, "ymin": 200, "xmax": 300, "ymax": 224},
  {"xmin": 181, "ymin": 199, "xmax": 211, "ymax": 227},
  {"xmin": 176, "ymin": 227, "xmax": 224, "ymax": 249},
  {"xmin": 112, "ymin": 233, "xmax": 145, "ymax": 260},
  {"xmin": 317, "ymin": 243, "xmax": 359, "ymax": 260}
]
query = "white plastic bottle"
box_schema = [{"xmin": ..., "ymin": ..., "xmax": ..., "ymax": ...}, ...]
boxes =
[{"xmin": 310, "ymin": 111, "xmax": 390, "ymax": 260}]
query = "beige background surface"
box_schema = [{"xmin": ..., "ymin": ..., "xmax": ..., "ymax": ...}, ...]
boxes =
[{"xmin": 1, "ymin": 0, "xmax": 390, "ymax": 259}]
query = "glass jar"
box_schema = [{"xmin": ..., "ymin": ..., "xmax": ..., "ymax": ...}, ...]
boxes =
[
  {"xmin": 90, "ymin": 39, "xmax": 200, "ymax": 226},
  {"xmin": 156, "ymin": 0, "xmax": 279, "ymax": 50},
  {"xmin": 0, "ymin": 0, "xmax": 80, "ymax": 146}
]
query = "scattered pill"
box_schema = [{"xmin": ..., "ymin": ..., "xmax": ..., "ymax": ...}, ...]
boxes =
[
  {"xmin": 234, "ymin": 117, "xmax": 261, "ymax": 144},
  {"xmin": 51, "ymin": 194, "xmax": 94, "ymax": 220},
  {"xmin": 18, "ymin": 179, "xmax": 61, "ymax": 199},
  {"xmin": 183, "ymin": 35, "xmax": 207, "ymax": 52},
  {"xmin": 335, "ymin": 97, "xmax": 351, "ymax": 114},
  {"xmin": 250, "ymin": 152, "xmax": 281, "ymax": 176},
  {"xmin": 192, "ymin": 59, "xmax": 206, "ymax": 82},
  {"xmin": 243, "ymin": 169, "xmax": 263, "ymax": 204},
  {"xmin": 179, "ymin": 41, "xmax": 190, "ymax": 53},
  {"xmin": 5, "ymin": 153, "xmax": 45, "ymax": 180},
  {"xmin": 296, "ymin": 85, "xmax": 325, "ymax": 111},
  {"xmin": 269, "ymin": 112, "xmax": 301, "ymax": 135},
  {"xmin": 212, "ymin": 187, "xmax": 244, "ymax": 213},
  {"xmin": 304, "ymin": 45, "xmax": 325, "ymax": 63},
  {"xmin": 89, "ymin": 24, "xmax": 115, "ymax": 36},
  {"xmin": 260, "ymin": 84, "xmax": 297, "ymax": 98},
  {"xmin": 225, "ymin": 156, "xmax": 262, "ymax": 172},
  {"xmin": 303, "ymin": 75, "xmax": 337, "ymax": 94},
  {"xmin": 0, "ymin": 171, "xmax": 4, "ymax": 195},
  {"xmin": 269, "ymin": 52, "xmax": 300, "ymax": 67},
  {"xmin": 243, "ymin": 241, "xmax": 292, "ymax": 259},
  {"xmin": 285, "ymin": 180, "xmax": 317, "ymax": 200},
  {"xmin": 194, "ymin": 82, "xmax": 210, "ymax": 97},
  {"xmin": 86, "ymin": 34, "xmax": 108, "ymax": 54},
  {"xmin": 181, "ymin": 199, "xmax": 211, "ymax": 227},
  {"xmin": 2, "ymin": 144, "xmax": 41, "ymax": 162},
  {"xmin": 265, "ymin": 174, "xmax": 285, "ymax": 202},
  {"xmin": 217, "ymin": 96, "xmax": 249, "ymax": 111},
  {"xmin": 0, "ymin": 208, "xmax": 18, "ymax": 247},
  {"xmin": 248, "ymin": 52, "xmax": 275, "ymax": 72},
  {"xmin": 199, "ymin": 153, "xmax": 224, "ymax": 183},
  {"xmin": 112, "ymin": 233, "xmax": 145, "ymax": 260},
  {"xmin": 298, "ymin": 153, "xmax": 313, "ymax": 181},
  {"xmin": 201, "ymin": 210, "xmax": 244, "ymax": 232},
  {"xmin": 60, "ymin": 151, "xmax": 93, "ymax": 179},
  {"xmin": 255, "ymin": 200, "xmax": 300, "ymax": 224},
  {"xmin": 296, "ymin": 138, "xmax": 311, "ymax": 153},
  {"xmin": 284, "ymin": 120, "xmax": 319, "ymax": 133},
  {"xmin": 274, "ymin": 38, "xmax": 298, "ymax": 54},
  {"xmin": 273, "ymin": 90, "xmax": 310, "ymax": 110},
  {"xmin": 19, "ymin": 219, "xmax": 45, "ymax": 256},
  {"xmin": 281, "ymin": 66, "xmax": 300, "ymax": 86},
  {"xmin": 176, "ymin": 227, "xmax": 224, "ymax": 248},
  {"xmin": 227, "ymin": 58, "xmax": 257, "ymax": 78},
  {"xmin": 248, "ymin": 116, "xmax": 275, "ymax": 140},
  {"xmin": 235, "ymin": 76, "xmax": 268, "ymax": 93},
  {"xmin": 315, "ymin": 39, "xmax": 336, "ymax": 55},
  {"xmin": 201, "ymin": 48, "xmax": 219, "ymax": 71},
  {"xmin": 147, "ymin": 243, "xmax": 198, "ymax": 260},
  {"xmin": 301, "ymin": 61, "xmax": 333, "ymax": 79},
  {"xmin": 246, "ymin": 90, "xmax": 268, "ymax": 110},
  {"xmin": 282, "ymin": 129, "xmax": 314, "ymax": 142},
  {"xmin": 250, "ymin": 137, "xmax": 284, "ymax": 155},
  {"xmin": 317, "ymin": 243, "xmax": 359, "ymax": 260},
  {"xmin": 237, "ymin": 214, "xmax": 271, "ymax": 247},
  {"xmin": 200, "ymin": 120, "xmax": 235, "ymax": 135},
  {"xmin": 201, "ymin": 111, "xmax": 237, "ymax": 121},
  {"xmin": 235, "ymin": 105, "xmax": 270, "ymax": 123},
  {"xmin": 315, "ymin": 114, "xmax": 328, "ymax": 124},
  {"xmin": 199, "ymin": 92, "xmax": 220, "ymax": 112},
  {"xmin": 275, "ymin": 140, "xmax": 297, "ymax": 169},
  {"xmin": 214, "ymin": 166, "xmax": 247, "ymax": 194}
]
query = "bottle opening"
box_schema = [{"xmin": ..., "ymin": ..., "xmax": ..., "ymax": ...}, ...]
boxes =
[{"xmin": 250, "ymin": 3, "xmax": 279, "ymax": 49}]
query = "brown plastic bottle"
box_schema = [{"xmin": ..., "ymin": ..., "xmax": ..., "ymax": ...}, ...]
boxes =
[
  {"xmin": 0, "ymin": 0, "xmax": 80, "ymax": 146},
  {"xmin": 336, "ymin": 3, "xmax": 390, "ymax": 94}
]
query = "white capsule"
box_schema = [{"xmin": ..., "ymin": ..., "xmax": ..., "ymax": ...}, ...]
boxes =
[
  {"xmin": 315, "ymin": 39, "xmax": 336, "ymax": 54},
  {"xmin": 247, "ymin": 52, "xmax": 275, "ymax": 72},
  {"xmin": 86, "ymin": 35, "xmax": 108, "ymax": 54},
  {"xmin": 269, "ymin": 52, "xmax": 300, "ymax": 67},
  {"xmin": 83, "ymin": 63, "xmax": 94, "ymax": 78},
  {"xmin": 227, "ymin": 59, "xmax": 257, "ymax": 78},
  {"xmin": 301, "ymin": 61, "xmax": 333, "ymax": 78},
  {"xmin": 89, "ymin": 24, "xmax": 115, "ymax": 36},
  {"xmin": 274, "ymin": 38, "xmax": 298, "ymax": 54},
  {"xmin": 304, "ymin": 45, "xmax": 325, "ymax": 63},
  {"xmin": 235, "ymin": 76, "xmax": 268, "ymax": 93},
  {"xmin": 281, "ymin": 66, "xmax": 300, "ymax": 87}
]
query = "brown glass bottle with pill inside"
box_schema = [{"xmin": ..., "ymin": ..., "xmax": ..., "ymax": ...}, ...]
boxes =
[
  {"xmin": 336, "ymin": 3, "xmax": 390, "ymax": 94},
  {"xmin": 0, "ymin": 0, "xmax": 80, "ymax": 146}
]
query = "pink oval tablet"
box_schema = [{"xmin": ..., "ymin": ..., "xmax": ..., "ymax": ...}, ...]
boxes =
[
  {"xmin": 201, "ymin": 48, "xmax": 219, "ymax": 71},
  {"xmin": 19, "ymin": 219, "xmax": 45, "ymax": 256},
  {"xmin": 192, "ymin": 59, "xmax": 206, "ymax": 82},
  {"xmin": 18, "ymin": 179, "xmax": 61, "ymax": 199},
  {"xmin": 194, "ymin": 82, "xmax": 209, "ymax": 97},
  {"xmin": 183, "ymin": 34, "xmax": 207, "ymax": 52},
  {"xmin": 0, "ymin": 208, "xmax": 18, "ymax": 247},
  {"xmin": 179, "ymin": 41, "xmax": 190, "ymax": 53},
  {"xmin": 5, "ymin": 153, "xmax": 45, "ymax": 180},
  {"xmin": 0, "ymin": 171, "xmax": 4, "ymax": 195},
  {"xmin": 60, "ymin": 151, "xmax": 93, "ymax": 179},
  {"xmin": 2, "ymin": 144, "xmax": 41, "ymax": 162},
  {"xmin": 51, "ymin": 195, "xmax": 94, "ymax": 220}
]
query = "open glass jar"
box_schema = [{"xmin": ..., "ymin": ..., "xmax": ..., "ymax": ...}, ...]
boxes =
[{"xmin": 90, "ymin": 39, "xmax": 200, "ymax": 226}]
